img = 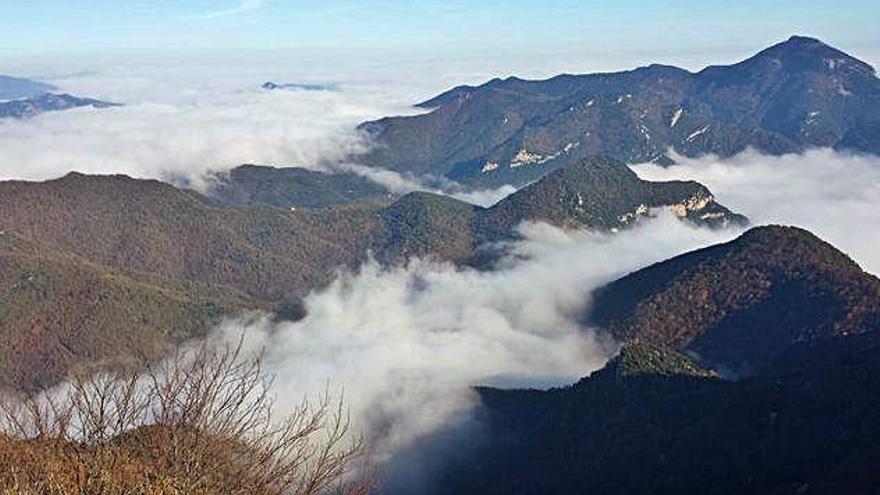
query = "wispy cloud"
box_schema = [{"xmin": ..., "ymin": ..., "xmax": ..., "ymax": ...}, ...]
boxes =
[{"xmin": 188, "ymin": 0, "xmax": 271, "ymax": 20}]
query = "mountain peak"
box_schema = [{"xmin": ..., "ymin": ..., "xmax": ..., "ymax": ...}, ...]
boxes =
[
  {"xmin": 785, "ymin": 34, "xmax": 824, "ymax": 45},
  {"xmin": 591, "ymin": 341, "xmax": 718, "ymax": 381},
  {"xmin": 735, "ymin": 225, "xmax": 864, "ymax": 270},
  {"xmin": 488, "ymin": 156, "xmax": 747, "ymax": 231},
  {"xmin": 694, "ymin": 35, "xmax": 876, "ymax": 85},
  {"xmin": 0, "ymin": 74, "xmax": 57, "ymax": 100},
  {"xmin": 769, "ymin": 34, "xmax": 836, "ymax": 53},
  {"xmin": 590, "ymin": 225, "xmax": 880, "ymax": 374},
  {"xmin": 751, "ymin": 35, "xmax": 874, "ymax": 73}
]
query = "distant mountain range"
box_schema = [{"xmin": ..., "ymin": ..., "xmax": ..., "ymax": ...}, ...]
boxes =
[
  {"xmin": 416, "ymin": 226, "xmax": 880, "ymax": 495},
  {"xmin": 0, "ymin": 157, "xmax": 743, "ymax": 389},
  {"xmin": 357, "ymin": 36, "xmax": 880, "ymax": 187},
  {"xmin": 0, "ymin": 74, "xmax": 118, "ymax": 119},
  {"xmin": 261, "ymin": 81, "xmax": 339, "ymax": 92},
  {"xmin": 0, "ymin": 92, "xmax": 119, "ymax": 119}
]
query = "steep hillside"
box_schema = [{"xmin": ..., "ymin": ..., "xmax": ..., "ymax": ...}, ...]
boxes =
[
  {"xmin": 358, "ymin": 36, "xmax": 880, "ymax": 187},
  {"xmin": 0, "ymin": 233, "xmax": 265, "ymax": 390},
  {"xmin": 589, "ymin": 226, "xmax": 880, "ymax": 374},
  {"xmin": 373, "ymin": 156, "xmax": 746, "ymax": 263},
  {"xmin": 0, "ymin": 173, "xmax": 384, "ymax": 302}
]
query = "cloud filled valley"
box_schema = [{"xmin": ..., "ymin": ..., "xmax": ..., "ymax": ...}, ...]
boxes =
[
  {"xmin": 211, "ymin": 213, "xmax": 739, "ymax": 461},
  {"xmin": 214, "ymin": 144, "xmax": 880, "ymax": 477},
  {"xmin": 201, "ymin": 143, "xmax": 880, "ymax": 472},
  {"xmin": 0, "ymin": 65, "xmax": 524, "ymax": 205},
  {"xmin": 4, "ymin": 62, "xmax": 880, "ymax": 451},
  {"xmin": 2, "ymin": 40, "xmax": 880, "ymax": 493},
  {"xmin": 200, "ymin": 141, "xmax": 880, "ymax": 483}
]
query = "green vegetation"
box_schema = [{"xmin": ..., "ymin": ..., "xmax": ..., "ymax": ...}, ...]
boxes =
[
  {"xmin": 597, "ymin": 340, "xmax": 718, "ymax": 379},
  {"xmin": 484, "ymin": 155, "xmax": 745, "ymax": 232},
  {"xmin": 0, "ymin": 233, "xmax": 266, "ymax": 390},
  {"xmin": 378, "ymin": 192, "xmax": 480, "ymax": 262},
  {"xmin": 208, "ymin": 164, "xmax": 389, "ymax": 208},
  {"xmin": 448, "ymin": 334, "xmax": 880, "ymax": 495}
]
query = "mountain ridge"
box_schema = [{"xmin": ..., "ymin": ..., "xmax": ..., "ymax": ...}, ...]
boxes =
[
  {"xmin": 0, "ymin": 92, "xmax": 120, "ymax": 119},
  {"xmin": 0, "ymin": 158, "xmax": 745, "ymax": 389},
  {"xmin": 357, "ymin": 36, "xmax": 880, "ymax": 188},
  {"xmin": 589, "ymin": 225, "xmax": 880, "ymax": 374}
]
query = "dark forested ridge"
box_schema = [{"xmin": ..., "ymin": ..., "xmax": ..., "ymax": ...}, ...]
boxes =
[
  {"xmin": 358, "ymin": 36, "xmax": 880, "ymax": 187},
  {"xmin": 589, "ymin": 225, "xmax": 880, "ymax": 375},
  {"xmin": 435, "ymin": 338, "xmax": 880, "ymax": 495}
]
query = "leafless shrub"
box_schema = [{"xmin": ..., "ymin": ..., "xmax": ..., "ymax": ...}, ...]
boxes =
[{"xmin": 0, "ymin": 338, "xmax": 370, "ymax": 495}]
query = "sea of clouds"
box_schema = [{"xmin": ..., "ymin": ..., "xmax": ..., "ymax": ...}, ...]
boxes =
[
  {"xmin": 0, "ymin": 66, "xmax": 402, "ymax": 186},
  {"xmin": 2, "ymin": 61, "xmax": 880, "ymax": 487},
  {"xmin": 0, "ymin": 63, "xmax": 518, "ymax": 204}
]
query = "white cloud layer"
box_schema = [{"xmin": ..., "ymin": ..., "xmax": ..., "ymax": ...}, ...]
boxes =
[
  {"xmin": 631, "ymin": 148, "xmax": 880, "ymax": 275},
  {"xmin": 3, "ymin": 61, "xmax": 879, "ymax": 477},
  {"xmin": 336, "ymin": 162, "xmax": 517, "ymax": 207},
  {"xmin": 200, "ymin": 147, "xmax": 880, "ymax": 468},
  {"xmin": 0, "ymin": 66, "xmax": 515, "ymax": 205},
  {"xmin": 0, "ymin": 77, "xmax": 386, "ymax": 190},
  {"xmin": 211, "ymin": 213, "xmax": 738, "ymax": 461}
]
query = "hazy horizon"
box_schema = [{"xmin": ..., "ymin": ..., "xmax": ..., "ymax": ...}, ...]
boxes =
[{"xmin": 2, "ymin": 0, "xmax": 878, "ymax": 81}]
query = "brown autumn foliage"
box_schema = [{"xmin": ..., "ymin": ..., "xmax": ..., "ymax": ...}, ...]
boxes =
[
  {"xmin": 0, "ymin": 341, "xmax": 372, "ymax": 495},
  {"xmin": 590, "ymin": 226, "xmax": 880, "ymax": 371},
  {"xmin": 0, "ymin": 232, "xmax": 268, "ymax": 391}
]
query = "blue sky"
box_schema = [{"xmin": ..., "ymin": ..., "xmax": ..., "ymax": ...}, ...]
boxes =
[{"xmin": 2, "ymin": 0, "xmax": 878, "ymax": 72}]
